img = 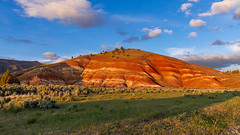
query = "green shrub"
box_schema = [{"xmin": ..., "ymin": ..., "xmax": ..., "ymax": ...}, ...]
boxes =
[{"xmin": 27, "ymin": 116, "xmax": 38, "ymax": 124}]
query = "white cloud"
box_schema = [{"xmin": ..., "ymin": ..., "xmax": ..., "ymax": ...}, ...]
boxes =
[
  {"xmin": 180, "ymin": 3, "xmax": 193, "ymax": 15},
  {"xmin": 228, "ymin": 41, "xmax": 240, "ymax": 52},
  {"xmin": 122, "ymin": 27, "xmax": 172, "ymax": 43},
  {"xmin": 163, "ymin": 29, "xmax": 173, "ymax": 35},
  {"xmin": 180, "ymin": 3, "xmax": 193, "ymax": 12},
  {"xmin": 40, "ymin": 52, "xmax": 68, "ymax": 63},
  {"xmin": 42, "ymin": 52, "xmax": 58, "ymax": 60},
  {"xmin": 166, "ymin": 48, "xmax": 194, "ymax": 57},
  {"xmin": 142, "ymin": 27, "xmax": 162, "ymax": 40},
  {"xmin": 198, "ymin": 0, "xmax": 240, "ymax": 19},
  {"xmin": 184, "ymin": 10, "xmax": 191, "ymax": 15},
  {"xmin": 101, "ymin": 43, "xmax": 122, "ymax": 51},
  {"xmin": 15, "ymin": 0, "xmax": 104, "ymax": 28},
  {"xmin": 218, "ymin": 64, "xmax": 240, "ymax": 71},
  {"xmin": 189, "ymin": 19, "xmax": 206, "ymax": 28},
  {"xmin": 234, "ymin": 6, "xmax": 240, "ymax": 19},
  {"xmin": 188, "ymin": 32, "xmax": 197, "ymax": 38},
  {"xmin": 188, "ymin": 0, "xmax": 199, "ymax": 2}
]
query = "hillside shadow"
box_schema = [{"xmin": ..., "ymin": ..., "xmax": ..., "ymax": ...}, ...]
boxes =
[
  {"xmin": 47, "ymin": 91, "xmax": 240, "ymax": 128},
  {"xmin": 131, "ymin": 91, "xmax": 240, "ymax": 122}
]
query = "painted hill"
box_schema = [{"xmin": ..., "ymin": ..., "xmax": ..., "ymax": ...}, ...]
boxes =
[
  {"xmin": 13, "ymin": 48, "xmax": 240, "ymax": 88},
  {"xmin": 0, "ymin": 59, "xmax": 41, "ymax": 74}
]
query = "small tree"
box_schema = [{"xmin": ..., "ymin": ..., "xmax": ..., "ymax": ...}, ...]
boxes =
[
  {"xmin": 30, "ymin": 76, "xmax": 40, "ymax": 85},
  {"xmin": 0, "ymin": 69, "xmax": 14, "ymax": 85}
]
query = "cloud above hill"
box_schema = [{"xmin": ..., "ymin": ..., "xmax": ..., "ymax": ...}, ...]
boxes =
[
  {"xmin": 167, "ymin": 48, "xmax": 194, "ymax": 57},
  {"xmin": 15, "ymin": 0, "xmax": 105, "ymax": 28},
  {"xmin": 181, "ymin": 52, "xmax": 240, "ymax": 69},
  {"xmin": 40, "ymin": 52, "xmax": 69, "ymax": 63},
  {"xmin": 122, "ymin": 27, "xmax": 173, "ymax": 43},
  {"xmin": 167, "ymin": 38, "xmax": 240, "ymax": 69}
]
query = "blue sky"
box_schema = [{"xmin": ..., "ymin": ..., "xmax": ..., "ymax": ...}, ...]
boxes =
[{"xmin": 1, "ymin": 0, "xmax": 240, "ymax": 70}]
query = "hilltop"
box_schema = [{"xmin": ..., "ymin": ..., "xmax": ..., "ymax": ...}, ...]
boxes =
[
  {"xmin": 0, "ymin": 59, "xmax": 41, "ymax": 74},
  {"xmin": 13, "ymin": 48, "xmax": 240, "ymax": 88}
]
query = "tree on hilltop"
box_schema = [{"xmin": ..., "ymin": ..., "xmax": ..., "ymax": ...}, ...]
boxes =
[{"xmin": 0, "ymin": 69, "xmax": 20, "ymax": 85}]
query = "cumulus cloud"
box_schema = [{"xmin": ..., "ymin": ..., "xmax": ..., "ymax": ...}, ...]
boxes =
[
  {"xmin": 167, "ymin": 48, "xmax": 194, "ymax": 57},
  {"xmin": 123, "ymin": 37, "xmax": 139, "ymax": 43},
  {"xmin": 163, "ymin": 29, "xmax": 173, "ymax": 35},
  {"xmin": 5, "ymin": 36, "xmax": 33, "ymax": 44},
  {"xmin": 15, "ymin": 0, "xmax": 104, "ymax": 28},
  {"xmin": 42, "ymin": 52, "xmax": 58, "ymax": 60},
  {"xmin": 142, "ymin": 27, "xmax": 162, "ymax": 40},
  {"xmin": 122, "ymin": 27, "xmax": 173, "ymax": 43},
  {"xmin": 180, "ymin": 3, "xmax": 193, "ymax": 12},
  {"xmin": 198, "ymin": 0, "xmax": 240, "ymax": 19},
  {"xmin": 100, "ymin": 43, "xmax": 122, "ymax": 51},
  {"xmin": 234, "ymin": 7, "xmax": 240, "ymax": 19},
  {"xmin": 180, "ymin": 3, "xmax": 193, "ymax": 15},
  {"xmin": 228, "ymin": 40, "xmax": 240, "ymax": 52},
  {"xmin": 181, "ymin": 52, "xmax": 240, "ymax": 69},
  {"xmin": 188, "ymin": 32, "xmax": 197, "ymax": 38},
  {"xmin": 40, "ymin": 52, "xmax": 68, "ymax": 63},
  {"xmin": 189, "ymin": 19, "xmax": 206, "ymax": 28}
]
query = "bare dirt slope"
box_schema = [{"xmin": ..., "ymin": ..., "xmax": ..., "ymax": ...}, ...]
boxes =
[{"xmin": 13, "ymin": 49, "xmax": 240, "ymax": 88}]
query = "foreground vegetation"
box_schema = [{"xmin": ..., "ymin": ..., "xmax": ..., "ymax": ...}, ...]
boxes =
[{"xmin": 0, "ymin": 84, "xmax": 240, "ymax": 134}]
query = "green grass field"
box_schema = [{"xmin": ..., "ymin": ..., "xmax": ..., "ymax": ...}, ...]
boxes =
[{"xmin": 0, "ymin": 87, "xmax": 240, "ymax": 135}]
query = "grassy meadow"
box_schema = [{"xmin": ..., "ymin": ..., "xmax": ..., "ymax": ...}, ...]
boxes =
[{"xmin": 0, "ymin": 85, "xmax": 240, "ymax": 134}]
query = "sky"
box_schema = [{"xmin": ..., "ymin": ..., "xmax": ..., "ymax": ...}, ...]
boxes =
[{"xmin": 1, "ymin": 0, "xmax": 240, "ymax": 71}]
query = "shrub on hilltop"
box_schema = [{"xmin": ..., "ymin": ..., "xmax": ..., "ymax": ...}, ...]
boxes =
[{"xmin": 30, "ymin": 76, "xmax": 40, "ymax": 85}]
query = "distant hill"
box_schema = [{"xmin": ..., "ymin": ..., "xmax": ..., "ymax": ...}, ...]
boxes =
[
  {"xmin": 13, "ymin": 48, "xmax": 240, "ymax": 88},
  {"xmin": 0, "ymin": 59, "xmax": 42, "ymax": 74}
]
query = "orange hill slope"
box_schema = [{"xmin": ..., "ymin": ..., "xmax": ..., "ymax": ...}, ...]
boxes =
[{"xmin": 13, "ymin": 49, "xmax": 240, "ymax": 88}]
